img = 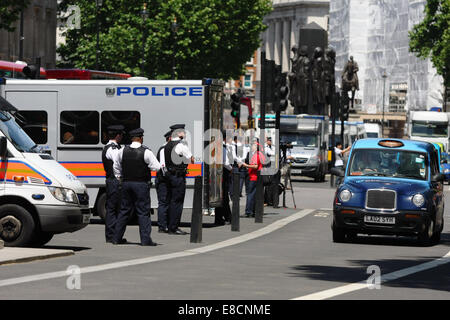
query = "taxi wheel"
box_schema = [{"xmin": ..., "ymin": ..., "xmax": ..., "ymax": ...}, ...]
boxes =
[
  {"xmin": 418, "ymin": 219, "xmax": 435, "ymax": 246},
  {"xmin": 0, "ymin": 205, "xmax": 36, "ymax": 247},
  {"xmin": 332, "ymin": 223, "xmax": 346, "ymax": 243}
]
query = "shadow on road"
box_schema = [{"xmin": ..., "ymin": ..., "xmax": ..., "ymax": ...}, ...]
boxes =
[
  {"xmin": 42, "ymin": 246, "xmax": 91, "ymax": 252},
  {"xmin": 288, "ymin": 256, "xmax": 450, "ymax": 293}
]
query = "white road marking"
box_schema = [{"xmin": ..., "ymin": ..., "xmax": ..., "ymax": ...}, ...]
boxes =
[
  {"xmin": 0, "ymin": 209, "xmax": 315, "ymax": 288},
  {"xmin": 314, "ymin": 212, "xmax": 330, "ymax": 218},
  {"xmin": 292, "ymin": 250, "xmax": 450, "ymax": 300}
]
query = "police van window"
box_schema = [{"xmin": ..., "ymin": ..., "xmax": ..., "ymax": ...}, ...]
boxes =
[
  {"xmin": 60, "ymin": 111, "xmax": 99, "ymax": 144},
  {"xmin": 13, "ymin": 111, "xmax": 48, "ymax": 144},
  {"xmin": 101, "ymin": 111, "xmax": 140, "ymax": 145}
]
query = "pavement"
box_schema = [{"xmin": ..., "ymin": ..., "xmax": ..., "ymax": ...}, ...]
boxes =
[{"xmin": 0, "ymin": 247, "xmax": 74, "ymax": 266}]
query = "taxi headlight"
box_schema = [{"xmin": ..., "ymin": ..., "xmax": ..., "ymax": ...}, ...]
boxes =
[
  {"xmin": 412, "ymin": 194, "xmax": 425, "ymax": 207},
  {"xmin": 444, "ymin": 169, "xmax": 450, "ymax": 174},
  {"xmin": 48, "ymin": 187, "xmax": 79, "ymax": 204},
  {"xmin": 339, "ymin": 189, "xmax": 352, "ymax": 202}
]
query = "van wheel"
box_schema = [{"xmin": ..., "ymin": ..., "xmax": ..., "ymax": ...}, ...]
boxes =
[
  {"xmin": 33, "ymin": 231, "xmax": 54, "ymax": 247},
  {"xmin": 332, "ymin": 223, "xmax": 346, "ymax": 243},
  {"xmin": 96, "ymin": 193, "xmax": 107, "ymax": 221},
  {"xmin": 0, "ymin": 204, "xmax": 36, "ymax": 247}
]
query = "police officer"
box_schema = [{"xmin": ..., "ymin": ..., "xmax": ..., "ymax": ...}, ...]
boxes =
[
  {"xmin": 156, "ymin": 130, "xmax": 172, "ymax": 233},
  {"xmin": 215, "ymin": 133, "xmax": 235, "ymax": 225},
  {"xmin": 113, "ymin": 128, "xmax": 161, "ymax": 246},
  {"xmin": 102, "ymin": 125, "xmax": 126, "ymax": 244},
  {"xmin": 165, "ymin": 124, "xmax": 194, "ymax": 235}
]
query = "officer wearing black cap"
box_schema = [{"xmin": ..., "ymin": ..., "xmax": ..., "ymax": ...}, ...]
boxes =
[
  {"xmin": 165, "ymin": 124, "xmax": 194, "ymax": 235},
  {"xmin": 113, "ymin": 128, "xmax": 161, "ymax": 246},
  {"xmin": 102, "ymin": 125, "xmax": 125, "ymax": 244},
  {"xmin": 155, "ymin": 130, "xmax": 172, "ymax": 233}
]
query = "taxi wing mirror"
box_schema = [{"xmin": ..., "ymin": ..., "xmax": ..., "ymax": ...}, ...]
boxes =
[
  {"xmin": 0, "ymin": 136, "xmax": 7, "ymax": 159},
  {"xmin": 330, "ymin": 167, "xmax": 345, "ymax": 177},
  {"xmin": 441, "ymin": 159, "xmax": 447, "ymax": 164},
  {"xmin": 431, "ymin": 173, "xmax": 445, "ymax": 183}
]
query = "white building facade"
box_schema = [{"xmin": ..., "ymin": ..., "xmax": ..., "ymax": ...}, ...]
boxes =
[{"xmin": 330, "ymin": 0, "xmax": 444, "ymax": 113}]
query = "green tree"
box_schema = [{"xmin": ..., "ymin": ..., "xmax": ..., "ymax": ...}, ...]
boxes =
[
  {"xmin": 57, "ymin": 0, "xmax": 272, "ymax": 79},
  {"xmin": 0, "ymin": 0, "xmax": 30, "ymax": 31},
  {"xmin": 409, "ymin": 0, "xmax": 450, "ymax": 87}
]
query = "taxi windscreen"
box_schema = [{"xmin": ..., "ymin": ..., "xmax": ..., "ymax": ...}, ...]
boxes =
[{"xmin": 348, "ymin": 149, "xmax": 428, "ymax": 180}]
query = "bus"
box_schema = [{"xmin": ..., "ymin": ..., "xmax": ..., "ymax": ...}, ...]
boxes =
[
  {"xmin": 0, "ymin": 60, "xmax": 131, "ymax": 80},
  {"xmin": 0, "ymin": 60, "xmax": 46, "ymax": 79},
  {"xmin": 45, "ymin": 69, "xmax": 131, "ymax": 80}
]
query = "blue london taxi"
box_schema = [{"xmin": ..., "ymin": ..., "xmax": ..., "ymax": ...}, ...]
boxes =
[{"xmin": 331, "ymin": 138, "xmax": 445, "ymax": 245}]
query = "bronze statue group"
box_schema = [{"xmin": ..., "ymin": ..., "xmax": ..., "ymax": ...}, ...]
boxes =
[{"xmin": 288, "ymin": 45, "xmax": 359, "ymax": 115}]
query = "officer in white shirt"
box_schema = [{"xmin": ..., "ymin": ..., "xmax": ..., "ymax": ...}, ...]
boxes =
[
  {"xmin": 113, "ymin": 128, "xmax": 161, "ymax": 246},
  {"xmin": 102, "ymin": 125, "xmax": 125, "ymax": 243},
  {"xmin": 215, "ymin": 134, "xmax": 235, "ymax": 225},
  {"xmin": 155, "ymin": 130, "xmax": 172, "ymax": 233},
  {"xmin": 165, "ymin": 124, "xmax": 194, "ymax": 235}
]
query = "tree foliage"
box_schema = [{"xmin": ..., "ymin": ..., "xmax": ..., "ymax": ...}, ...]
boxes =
[
  {"xmin": 0, "ymin": 0, "xmax": 30, "ymax": 31},
  {"xmin": 57, "ymin": 0, "xmax": 272, "ymax": 80},
  {"xmin": 409, "ymin": 0, "xmax": 450, "ymax": 86}
]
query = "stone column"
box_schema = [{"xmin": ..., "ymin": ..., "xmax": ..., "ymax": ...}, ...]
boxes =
[
  {"xmin": 274, "ymin": 19, "xmax": 282, "ymax": 65},
  {"xmin": 282, "ymin": 19, "xmax": 291, "ymax": 72}
]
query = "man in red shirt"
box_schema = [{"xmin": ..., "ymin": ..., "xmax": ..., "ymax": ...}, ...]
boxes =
[{"xmin": 241, "ymin": 140, "xmax": 265, "ymax": 217}]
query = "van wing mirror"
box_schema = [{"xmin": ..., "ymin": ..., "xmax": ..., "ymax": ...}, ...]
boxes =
[
  {"xmin": 0, "ymin": 136, "xmax": 7, "ymax": 159},
  {"xmin": 330, "ymin": 167, "xmax": 345, "ymax": 177}
]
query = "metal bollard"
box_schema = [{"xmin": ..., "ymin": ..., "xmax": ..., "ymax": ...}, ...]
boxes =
[
  {"xmin": 231, "ymin": 171, "xmax": 240, "ymax": 232},
  {"xmin": 330, "ymin": 174, "xmax": 335, "ymax": 187},
  {"xmin": 255, "ymin": 171, "xmax": 264, "ymax": 223},
  {"xmin": 190, "ymin": 176, "xmax": 203, "ymax": 243}
]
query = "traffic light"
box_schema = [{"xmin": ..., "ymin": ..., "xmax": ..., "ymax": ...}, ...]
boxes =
[
  {"xmin": 273, "ymin": 65, "xmax": 282, "ymax": 112},
  {"xmin": 22, "ymin": 57, "xmax": 41, "ymax": 79},
  {"xmin": 278, "ymin": 72, "xmax": 289, "ymax": 112},
  {"xmin": 263, "ymin": 59, "xmax": 275, "ymax": 110},
  {"xmin": 230, "ymin": 93, "xmax": 240, "ymax": 118},
  {"xmin": 340, "ymin": 93, "xmax": 350, "ymax": 121}
]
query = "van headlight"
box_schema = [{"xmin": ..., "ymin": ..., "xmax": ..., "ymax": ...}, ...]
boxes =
[
  {"xmin": 339, "ymin": 189, "xmax": 352, "ymax": 202},
  {"xmin": 412, "ymin": 194, "xmax": 425, "ymax": 207},
  {"xmin": 48, "ymin": 187, "xmax": 79, "ymax": 204},
  {"xmin": 309, "ymin": 155, "xmax": 319, "ymax": 164}
]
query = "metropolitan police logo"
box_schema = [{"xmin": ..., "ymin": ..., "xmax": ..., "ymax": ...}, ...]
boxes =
[{"xmin": 105, "ymin": 88, "xmax": 115, "ymax": 97}]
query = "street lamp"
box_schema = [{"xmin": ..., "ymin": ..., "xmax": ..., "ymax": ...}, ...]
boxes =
[
  {"xmin": 140, "ymin": 2, "xmax": 149, "ymax": 76},
  {"xmin": 382, "ymin": 71, "xmax": 387, "ymax": 138},
  {"xmin": 171, "ymin": 17, "xmax": 178, "ymax": 80},
  {"xmin": 95, "ymin": 0, "xmax": 103, "ymax": 70}
]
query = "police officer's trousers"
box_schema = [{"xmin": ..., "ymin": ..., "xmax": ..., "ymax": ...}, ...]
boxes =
[
  {"xmin": 167, "ymin": 173, "xmax": 186, "ymax": 232},
  {"xmin": 156, "ymin": 175, "xmax": 171, "ymax": 230},
  {"xmin": 114, "ymin": 181, "xmax": 153, "ymax": 245},
  {"xmin": 105, "ymin": 177, "xmax": 121, "ymax": 242},
  {"xmin": 215, "ymin": 168, "xmax": 231, "ymax": 224}
]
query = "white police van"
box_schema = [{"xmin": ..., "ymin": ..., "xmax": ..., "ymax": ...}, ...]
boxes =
[
  {"xmin": 0, "ymin": 78, "xmax": 224, "ymax": 220},
  {"xmin": 0, "ymin": 91, "xmax": 89, "ymax": 247}
]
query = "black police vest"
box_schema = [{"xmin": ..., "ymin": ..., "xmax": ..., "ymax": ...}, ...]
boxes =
[
  {"xmin": 122, "ymin": 146, "xmax": 152, "ymax": 182},
  {"xmin": 102, "ymin": 143, "xmax": 119, "ymax": 179},
  {"xmin": 164, "ymin": 140, "xmax": 188, "ymax": 174}
]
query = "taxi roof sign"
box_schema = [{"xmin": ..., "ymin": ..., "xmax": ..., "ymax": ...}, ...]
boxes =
[{"xmin": 378, "ymin": 140, "xmax": 404, "ymax": 148}]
